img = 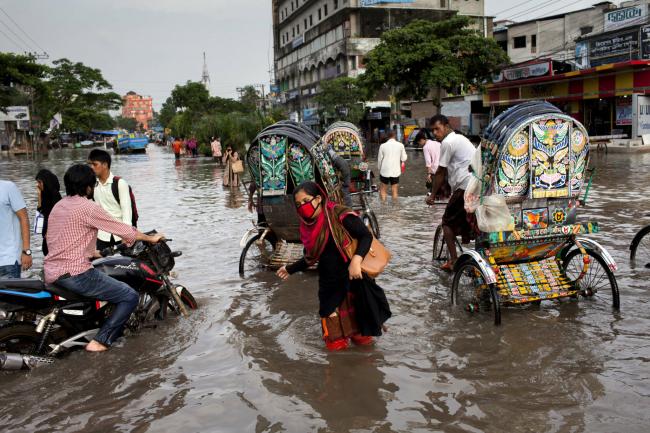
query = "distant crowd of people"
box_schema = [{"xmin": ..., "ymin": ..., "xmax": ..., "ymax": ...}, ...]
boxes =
[{"xmin": 170, "ymin": 136, "xmax": 241, "ymax": 187}]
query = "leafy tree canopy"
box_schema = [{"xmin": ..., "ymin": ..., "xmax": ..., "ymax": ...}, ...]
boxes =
[
  {"xmin": 0, "ymin": 53, "xmax": 49, "ymax": 111},
  {"xmin": 314, "ymin": 77, "xmax": 367, "ymax": 126},
  {"xmin": 360, "ymin": 15, "xmax": 509, "ymax": 106}
]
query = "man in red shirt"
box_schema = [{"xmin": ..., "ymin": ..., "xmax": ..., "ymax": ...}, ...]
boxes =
[{"xmin": 45, "ymin": 164, "xmax": 164, "ymax": 352}]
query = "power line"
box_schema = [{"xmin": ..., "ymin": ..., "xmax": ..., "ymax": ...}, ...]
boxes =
[
  {"xmin": 0, "ymin": 26, "xmax": 25, "ymax": 51},
  {"xmin": 503, "ymin": 0, "xmax": 563, "ymax": 22},
  {"xmin": 492, "ymin": 0, "xmax": 551, "ymax": 19},
  {"xmin": 0, "ymin": 17, "xmax": 34, "ymax": 51},
  {"xmin": 0, "ymin": 6, "xmax": 46, "ymax": 53}
]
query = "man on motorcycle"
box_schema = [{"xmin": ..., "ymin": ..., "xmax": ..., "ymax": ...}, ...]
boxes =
[{"xmin": 44, "ymin": 164, "xmax": 164, "ymax": 353}]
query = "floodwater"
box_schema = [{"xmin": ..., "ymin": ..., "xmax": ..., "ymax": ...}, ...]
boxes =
[{"xmin": 1, "ymin": 145, "xmax": 649, "ymax": 433}]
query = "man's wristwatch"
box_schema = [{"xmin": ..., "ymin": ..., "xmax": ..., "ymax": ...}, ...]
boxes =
[{"xmin": 22, "ymin": 249, "xmax": 32, "ymax": 256}]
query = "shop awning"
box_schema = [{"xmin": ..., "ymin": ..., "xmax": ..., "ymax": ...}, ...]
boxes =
[{"xmin": 484, "ymin": 60, "xmax": 650, "ymax": 106}]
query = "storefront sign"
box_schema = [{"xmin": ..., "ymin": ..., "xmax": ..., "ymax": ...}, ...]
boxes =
[
  {"xmin": 640, "ymin": 25, "xmax": 650, "ymax": 59},
  {"xmin": 303, "ymin": 108, "xmax": 318, "ymax": 121},
  {"xmin": 616, "ymin": 98, "xmax": 632, "ymax": 125},
  {"xmin": 0, "ymin": 106, "xmax": 30, "ymax": 122},
  {"xmin": 604, "ymin": 5, "xmax": 647, "ymax": 32},
  {"xmin": 637, "ymin": 95, "xmax": 650, "ymax": 135},
  {"xmin": 588, "ymin": 30, "xmax": 638, "ymax": 67},
  {"xmin": 575, "ymin": 41, "xmax": 590, "ymax": 69},
  {"xmin": 291, "ymin": 35, "xmax": 304, "ymax": 49},
  {"xmin": 493, "ymin": 60, "xmax": 552, "ymax": 83},
  {"xmin": 360, "ymin": 0, "xmax": 414, "ymax": 6}
]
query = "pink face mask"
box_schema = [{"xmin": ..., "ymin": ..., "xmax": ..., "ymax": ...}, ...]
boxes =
[{"xmin": 297, "ymin": 198, "xmax": 319, "ymax": 219}]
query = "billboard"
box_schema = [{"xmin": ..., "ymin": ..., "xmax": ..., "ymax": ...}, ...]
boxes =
[
  {"xmin": 0, "ymin": 106, "xmax": 30, "ymax": 122},
  {"xmin": 604, "ymin": 4, "xmax": 648, "ymax": 32},
  {"xmin": 588, "ymin": 30, "xmax": 638, "ymax": 67},
  {"xmin": 492, "ymin": 60, "xmax": 552, "ymax": 83},
  {"xmin": 641, "ymin": 24, "xmax": 650, "ymax": 59},
  {"xmin": 360, "ymin": 0, "xmax": 414, "ymax": 5}
]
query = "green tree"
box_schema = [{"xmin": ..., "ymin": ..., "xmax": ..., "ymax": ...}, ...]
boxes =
[
  {"xmin": 361, "ymin": 15, "xmax": 509, "ymax": 110},
  {"xmin": 314, "ymin": 77, "xmax": 366, "ymax": 126},
  {"xmin": 115, "ymin": 115, "xmax": 138, "ymax": 131},
  {"xmin": 0, "ymin": 53, "xmax": 50, "ymax": 111},
  {"xmin": 239, "ymin": 85, "xmax": 260, "ymax": 111},
  {"xmin": 170, "ymin": 81, "xmax": 211, "ymax": 112},
  {"xmin": 40, "ymin": 58, "xmax": 121, "ymax": 132}
]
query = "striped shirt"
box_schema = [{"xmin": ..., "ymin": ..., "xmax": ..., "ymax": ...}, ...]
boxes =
[{"xmin": 44, "ymin": 196, "xmax": 137, "ymax": 283}]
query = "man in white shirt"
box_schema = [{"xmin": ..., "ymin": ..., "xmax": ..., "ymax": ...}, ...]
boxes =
[
  {"xmin": 87, "ymin": 149, "xmax": 133, "ymax": 250},
  {"xmin": 377, "ymin": 130, "xmax": 407, "ymax": 200},
  {"xmin": 429, "ymin": 115, "xmax": 476, "ymax": 271}
]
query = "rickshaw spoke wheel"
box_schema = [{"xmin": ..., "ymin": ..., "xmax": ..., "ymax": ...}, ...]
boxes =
[
  {"xmin": 563, "ymin": 248, "xmax": 619, "ymax": 310},
  {"xmin": 630, "ymin": 226, "xmax": 650, "ymax": 268},
  {"xmin": 451, "ymin": 261, "xmax": 501, "ymax": 325},
  {"xmin": 239, "ymin": 234, "xmax": 275, "ymax": 277},
  {"xmin": 432, "ymin": 225, "xmax": 447, "ymax": 261}
]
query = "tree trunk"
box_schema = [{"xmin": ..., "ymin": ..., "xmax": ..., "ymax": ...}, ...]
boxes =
[{"xmin": 433, "ymin": 87, "xmax": 442, "ymax": 114}]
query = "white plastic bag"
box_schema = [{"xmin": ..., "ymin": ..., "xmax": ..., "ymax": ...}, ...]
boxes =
[
  {"xmin": 475, "ymin": 195, "xmax": 514, "ymax": 233},
  {"xmin": 464, "ymin": 147, "xmax": 482, "ymax": 213}
]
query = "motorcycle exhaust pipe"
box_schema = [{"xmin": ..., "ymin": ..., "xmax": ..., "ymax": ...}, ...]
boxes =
[{"xmin": 0, "ymin": 353, "xmax": 55, "ymax": 370}]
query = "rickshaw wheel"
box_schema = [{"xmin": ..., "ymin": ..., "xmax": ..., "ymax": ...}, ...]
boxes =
[
  {"xmin": 451, "ymin": 261, "xmax": 501, "ymax": 325},
  {"xmin": 563, "ymin": 248, "xmax": 620, "ymax": 310},
  {"xmin": 239, "ymin": 233, "xmax": 276, "ymax": 277},
  {"xmin": 630, "ymin": 225, "xmax": 650, "ymax": 268},
  {"xmin": 432, "ymin": 225, "xmax": 446, "ymax": 261},
  {"xmin": 362, "ymin": 211, "xmax": 381, "ymax": 239}
]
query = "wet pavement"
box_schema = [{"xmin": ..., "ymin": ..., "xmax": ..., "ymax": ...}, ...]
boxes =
[{"xmin": 0, "ymin": 145, "xmax": 649, "ymax": 432}]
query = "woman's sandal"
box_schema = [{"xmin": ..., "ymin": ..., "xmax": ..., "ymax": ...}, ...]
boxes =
[{"xmin": 440, "ymin": 261, "xmax": 454, "ymax": 272}]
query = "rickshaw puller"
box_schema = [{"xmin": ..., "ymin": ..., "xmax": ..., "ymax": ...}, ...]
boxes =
[{"xmin": 428, "ymin": 115, "xmax": 477, "ymax": 272}]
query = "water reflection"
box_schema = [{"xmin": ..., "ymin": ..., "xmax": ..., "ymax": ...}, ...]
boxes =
[{"xmin": 0, "ymin": 146, "xmax": 648, "ymax": 432}]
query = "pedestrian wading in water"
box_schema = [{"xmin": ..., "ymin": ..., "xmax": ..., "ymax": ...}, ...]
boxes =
[
  {"xmin": 35, "ymin": 169, "xmax": 62, "ymax": 257},
  {"xmin": 277, "ymin": 181, "xmax": 391, "ymax": 351}
]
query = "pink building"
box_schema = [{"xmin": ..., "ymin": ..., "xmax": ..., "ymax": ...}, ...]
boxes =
[{"xmin": 122, "ymin": 91, "xmax": 153, "ymax": 130}]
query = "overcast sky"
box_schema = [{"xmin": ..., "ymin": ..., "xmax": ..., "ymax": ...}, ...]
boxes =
[{"xmin": 0, "ymin": 0, "xmax": 617, "ymax": 108}]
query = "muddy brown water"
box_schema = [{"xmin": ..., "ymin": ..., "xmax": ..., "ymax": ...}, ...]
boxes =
[{"xmin": 0, "ymin": 145, "xmax": 649, "ymax": 433}]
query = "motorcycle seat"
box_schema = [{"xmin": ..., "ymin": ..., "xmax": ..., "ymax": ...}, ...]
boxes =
[
  {"xmin": 46, "ymin": 284, "xmax": 90, "ymax": 301},
  {"xmin": 0, "ymin": 278, "xmax": 44, "ymax": 290}
]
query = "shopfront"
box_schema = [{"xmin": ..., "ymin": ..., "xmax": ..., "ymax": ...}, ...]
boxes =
[{"xmin": 484, "ymin": 60, "xmax": 650, "ymax": 141}]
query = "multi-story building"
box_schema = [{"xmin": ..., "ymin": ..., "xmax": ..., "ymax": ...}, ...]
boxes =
[
  {"xmin": 121, "ymin": 91, "xmax": 153, "ymax": 130},
  {"xmin": 272, "ymin": 0, "xmax": 491, "ymax": 129},
  {"xmin": 497, "ymin": 2, "xmax": 614, "ymax": 65}
]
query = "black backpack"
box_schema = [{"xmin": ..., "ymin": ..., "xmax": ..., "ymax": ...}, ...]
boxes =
[{"xmin": 110, "ymin": 176, "xmax": 139, "ymax": 227}]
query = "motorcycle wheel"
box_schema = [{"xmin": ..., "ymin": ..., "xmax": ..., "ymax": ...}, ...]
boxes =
[
  {"xmin": 167, "ymin": 286, "xmax": 198, "ymax": 316},
  {"xmin": 0, "ymin": 323, "xmax": 49, "ymax": 355}
]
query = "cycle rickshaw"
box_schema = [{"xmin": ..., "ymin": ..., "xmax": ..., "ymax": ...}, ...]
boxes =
[
  {"xmin": 445, "ymin": 101, "xmax": 619, "ymax": 325},
  {"xmin": 238, "ymin": 121, "xmax": 379, "ymax": 277},
  {"xmin": 322, "ymin": 121, "xmax": 380, "ymax": 238}
]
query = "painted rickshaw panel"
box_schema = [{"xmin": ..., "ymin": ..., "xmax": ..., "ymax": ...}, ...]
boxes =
[
  {"xmin": 245, "ymin": 122, "xmax": 344, "ymax": 247},
  {"xmin": 458, "ymin": 102, "xmax": 610, "ymax": 311},
  {"xmin": 322, "ymin": 122, "xmax": 366, "ymax": 183}
]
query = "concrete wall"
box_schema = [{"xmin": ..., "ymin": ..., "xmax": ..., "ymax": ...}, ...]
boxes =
[{"xmin": 506, "ymin": 3, "xmax": 612, "ymax": 64}]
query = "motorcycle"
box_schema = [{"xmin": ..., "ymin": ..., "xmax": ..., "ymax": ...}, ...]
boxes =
[{"xmin": 0, "ymin": 234, "xmax": 197, "ymax": 370}]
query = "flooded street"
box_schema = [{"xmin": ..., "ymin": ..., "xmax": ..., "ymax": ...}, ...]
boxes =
[{"xmin": 1, "ymin": 145, "xmax": 649, "ymax": 433}]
